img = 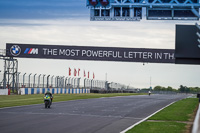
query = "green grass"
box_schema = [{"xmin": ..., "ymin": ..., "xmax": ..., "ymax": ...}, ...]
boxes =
[
  {"xmin": 149, "ymin": 98, "xmax": 199, "ymax": 121},
  {"xmin": 127, "ymin": 98, "xmax": 199, "ymax": 133},
  {"xmin": 0, "ymin": 93, "xmax": 145, "ymax": 108},
  {"xmin": 127, "ymin": 121, "xmax": 186, "ymax": 133}
]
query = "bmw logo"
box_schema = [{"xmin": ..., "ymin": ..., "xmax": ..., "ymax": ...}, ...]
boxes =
[{"xmin": 10, "ymin": 45, "xmax": 21, "ymax": 56}]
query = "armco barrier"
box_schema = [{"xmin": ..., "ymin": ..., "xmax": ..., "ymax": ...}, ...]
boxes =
[
  {"xmin": 192, "ymin": 103, "xmax": 200, "ymax": 133},
  {"xmin": 19, "ymin": 88, "xmax": 90, "ymax": 95}
]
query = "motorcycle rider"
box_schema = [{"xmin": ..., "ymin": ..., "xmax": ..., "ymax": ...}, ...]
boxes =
[
  {"xmin": 148, "ymin": 90, "xmax": 151, "ymax": 96},
  {"xmin": 44, "ymin": 91, "xmax": 53, "ymax": 103}
]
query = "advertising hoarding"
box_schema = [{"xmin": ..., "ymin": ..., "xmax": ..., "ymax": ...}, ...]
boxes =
[{"xmin": 6, "ymin": 43, "xmax": 175, "ymax": 63}]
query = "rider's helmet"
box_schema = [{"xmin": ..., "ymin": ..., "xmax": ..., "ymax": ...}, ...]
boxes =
[
  {"xmin": 45, "ymin": 91, "xmax": 52, "ymax": 97},
  {"xmin": 46, "ymin": 91, "xmax": 50, "ymax": 93}
]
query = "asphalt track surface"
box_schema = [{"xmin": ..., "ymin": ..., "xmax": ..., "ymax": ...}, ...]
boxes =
[{"xmin": 0, "ymin": 94, "xmax": 188, "ymax": 133}]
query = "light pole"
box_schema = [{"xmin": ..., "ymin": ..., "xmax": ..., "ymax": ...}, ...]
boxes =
[
  {"xmin": 86, "ymin": 79, "xmax": 89, "ymax": 88},
  {"xmin": 84, "ymin": 78, "xmax": 86, "ymax": 89},
  {"xmin": 57, "ymin": 76, "xmax": 60, "ymax": 88},
  {"xmin": 55, "ymin": 76, "xmax": 58, "ymax": 88},
  {"xmin": 17, "ymin": 72, "xmax": 21, "ymax": 91},
  {"xmin": 62, "ymin": 76, "xmax": 65, "ymax": 88},
  {"xmin": 38, "ymin": 74, "xmax": 41, "ymax": 88},
  {"xmin": 47, "ymin": 75, "xmax": 50, "ymax": 88},
  {"xmin": 74, "ymin": 78, "xmax": 76, "ymax": 89},
  {"xmin": 28, "ymin": 73, "xmax": 32, "ymax": 88},
  {"xmin": 43, "ymin": 74, "xmax": 46, "ymax": 88},
  {"xmin": 71, "ymin": 77, "xmax": 74, "ymax": 88},
  {"xmin": 23, "ymin": 73, "xmax": 26, "ymax": 88},
  {"xmin": 68, "ymin": 77, "xmax": 71, "ymax": 88},
  {"xmin": 65, "ymin": 77, "xmax": 68, "ymax": 89},
  {"xmin": 91, "ymin": 79, "xmax": 93, "ymax": 89},
  {"xmin": 51, "ymin": 75, "xmax": 54, "ymax": 88},
  {"xmin": 77, "ymin": 78, "xmax": 81, "ymax": 89},
  {"xmin": 33, "ymin": 74, "xmax": 37, "ymax": 88},
  {"xmin": 93, "ymin": 80, "xmax": 95, "ymax": 88}
]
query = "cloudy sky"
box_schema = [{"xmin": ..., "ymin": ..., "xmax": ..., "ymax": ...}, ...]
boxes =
[{"xmin": 0, "ymin": 0, "xmax": 200, "ymax": 89}]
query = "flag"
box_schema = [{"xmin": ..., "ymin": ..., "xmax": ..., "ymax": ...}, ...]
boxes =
[
  {"xmin": 93, "ymin": 72, "xmax": 95, "ymax": 79},
  {"xmin": 74, "ymin": 68, "xmax": 77, "ymax": 76},
  {"xmin": 84, "ymin": 70, "xmax": 86, "ymax": 77},
  {"xmin": 78, "ymin": 68, "xmax": 80, "ymax": 76},
  {"xmin": 69, "ymin": 67, "xmax": 71, "ymax": 76}
]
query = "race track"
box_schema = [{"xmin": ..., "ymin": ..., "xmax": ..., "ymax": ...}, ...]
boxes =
[{"xmin": 0, "ymin": 94, "xmax": 188, "ymax": 133}]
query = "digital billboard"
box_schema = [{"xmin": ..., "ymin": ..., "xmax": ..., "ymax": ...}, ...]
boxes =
[{"xmin": 175, "ymin": 25, "xmax": 200, "ymax": 65}]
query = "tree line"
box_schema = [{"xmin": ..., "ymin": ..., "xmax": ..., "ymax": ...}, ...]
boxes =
[{"xmin": 152, "ymin": 85, "xmax": 200, "ymax": 93}]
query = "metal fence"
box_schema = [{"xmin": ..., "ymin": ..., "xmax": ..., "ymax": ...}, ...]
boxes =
[
  {"xmin": 0, "ymin": 71, "xmax": 137, "ymax": 93},
  {"xmin": 0, "ymin": 72, "xmax": 109, "ymax": 89},
  {"xmin": 17, "ymin": 73, "xmax": 83, "ymax": 89}
]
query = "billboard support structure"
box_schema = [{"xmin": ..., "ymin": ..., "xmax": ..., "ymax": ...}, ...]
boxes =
[{"xmin": 0, "ymin": 56, "xmax": 18, "ymax": 92}]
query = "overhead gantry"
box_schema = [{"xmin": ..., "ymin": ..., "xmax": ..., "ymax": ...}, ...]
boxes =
[{"xmin": 86, "ymin": 0, "xmax": 200, "ymax": 21}]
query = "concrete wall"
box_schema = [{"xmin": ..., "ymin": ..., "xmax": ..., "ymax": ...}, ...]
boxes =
[{"xmin": 0, "ymin": 89, "xmax": 8, "ymax": 95}]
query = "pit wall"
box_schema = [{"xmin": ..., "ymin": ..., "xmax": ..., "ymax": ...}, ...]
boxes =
[{"xmin": 19, "ymin": 88, "xmax": 90, "ymax": 95}]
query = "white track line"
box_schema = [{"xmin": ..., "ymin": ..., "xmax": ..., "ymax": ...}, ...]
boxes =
[
  {"xmin": 120, "ymin": 101, "xmax": 175, "ymax": 133},
  {"xmin": 192, "ymin": 103, "xmax": 200, "ymax": 133}
]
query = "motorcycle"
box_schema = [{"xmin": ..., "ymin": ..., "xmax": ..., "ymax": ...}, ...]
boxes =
[
  {"xmin": 44, "ymin": 95, "xmax": 52, "ymax": 108},
  {"xmin": 148, "ymin": 91, "xmax": 151, "ymax": 96}
]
